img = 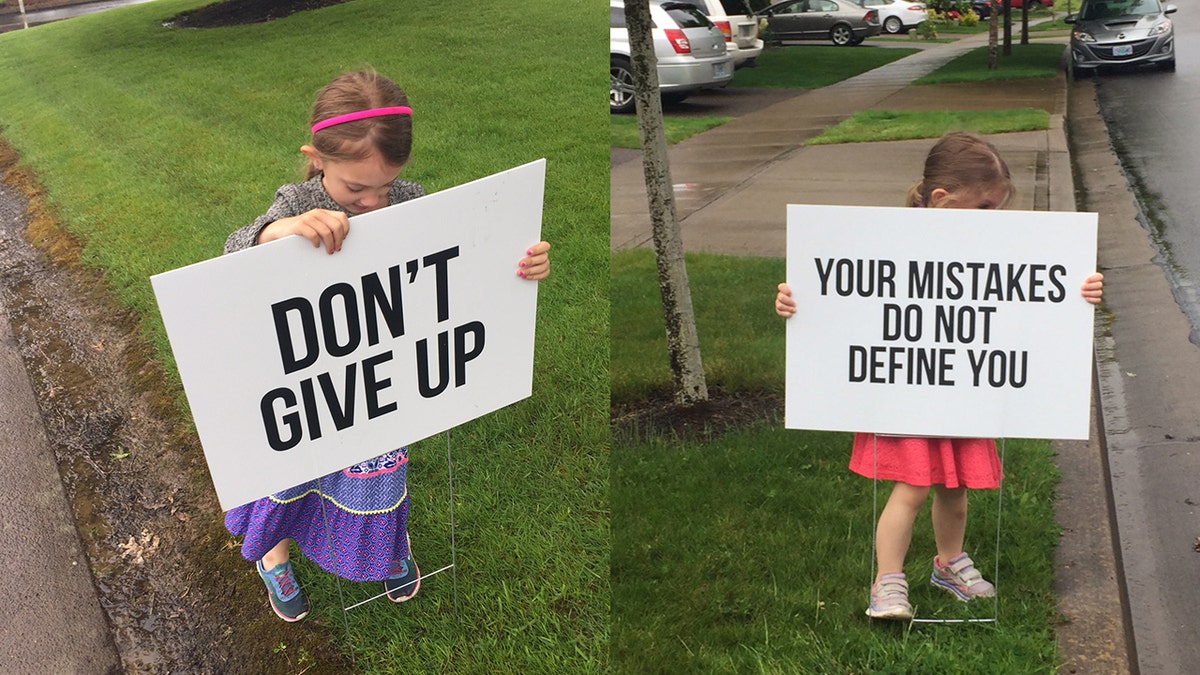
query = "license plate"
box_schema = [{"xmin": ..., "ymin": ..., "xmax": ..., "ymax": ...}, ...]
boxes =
[
  {"xmin": 1113, "ymin": 44, "xmax": 1133, "ymax": 57},
  {"xmin": 714, "ymin": 62, "xmax": 730, "ymax": 78}
]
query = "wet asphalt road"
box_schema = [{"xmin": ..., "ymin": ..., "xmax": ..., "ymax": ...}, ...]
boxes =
[
  {"xmin": 0, "ymin": 0, "xmax": 157, "ymax": 32},
  {"xmin": 1092, "ymin": 7, "xmax": 1200, "ymax": 332},
  {"xmin": 1087, "ymin": 7, "xmax": 1200, "ymax": 673}
]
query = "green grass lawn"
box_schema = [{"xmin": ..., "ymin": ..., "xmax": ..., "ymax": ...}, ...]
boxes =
[
  {"xmin": 917, "ymin": 42, "xmax": 1067, "ymax": 83},
  {"xmin": 610, "ymin": 115, "xmax": 733, "ymax": 149},
  {"xmin": 735, "ymin": 44, "xmax": 920, "ymax": 89},
  {"xmin": 0, "ymin": 0, "xmax": 607, "ymax": 671},
  {"xmin": 807, "ymin": 108, "xmax": 1050, "ymax": 145},
  {"xmin": 610, "ymin": 250, "xmax": 1061, "ymax": 672}
]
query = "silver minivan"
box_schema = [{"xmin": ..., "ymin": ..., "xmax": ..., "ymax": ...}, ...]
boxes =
[{"xmin": 610, "ymin": 0, "xmax": 735, "ymax": 114}]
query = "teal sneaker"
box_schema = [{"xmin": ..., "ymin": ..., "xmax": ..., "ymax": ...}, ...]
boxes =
[
  {"xmin": 257, "ymin": 559, "xmax": 309, "ymax": 622},
  {"xmin": 384, "ymin": 539, "xmax": 421, "ymax": 603}
]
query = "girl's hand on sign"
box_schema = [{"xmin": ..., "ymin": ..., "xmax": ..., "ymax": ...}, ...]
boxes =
[
  {"xmin": 775, "ymin": 282, "xmax": 796, "ymax": 318},
  {"xmin": 518, "ymin": 241, "xmax": 551, "ymax": 281},
  {"xmin": 1080, "ymin": 272, "xmax": 1104, "ymax": 305},
  {"xmin": 257, "ymin": 209, "xmax": 351, "ymax": 254}
]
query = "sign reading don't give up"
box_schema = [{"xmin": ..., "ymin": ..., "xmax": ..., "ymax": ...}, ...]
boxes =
[
  {"xmin": 785, "ymin": 204, "xmax": 1097, "ymax": 441},
  {"xmin": 152, "ymin": 160, "xmax": 545, "ymax": 511}
]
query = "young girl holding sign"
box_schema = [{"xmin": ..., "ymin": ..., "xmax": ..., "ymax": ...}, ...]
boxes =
[
  {"xmin": 222, "ymin": 69, "xmax": 551, "ymax": 622},
  {"xmin": 774, "ymin": 132, "xmax": 1103, "ymax": 620}
]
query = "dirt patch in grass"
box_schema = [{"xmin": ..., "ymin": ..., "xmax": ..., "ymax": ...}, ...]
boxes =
[
  {"xmin": 0, "ymin": 143, "xmax": 349, "ymax": 671},
  {"xmin": 612, "ymin": 389, "xmax": 783, "ymax": 444},
  {"xmin": 165, "ymin": 0, "xmax": 353, "ymax": 28}
]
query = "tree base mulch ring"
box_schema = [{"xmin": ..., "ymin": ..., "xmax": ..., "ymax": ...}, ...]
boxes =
[
  {"xmin": 612, "ymin": 389, "xmax": 783, "ymax": 444},
  {"xmin": 165, "ymin": 0, "xmax": 353, "ymax": 28}
]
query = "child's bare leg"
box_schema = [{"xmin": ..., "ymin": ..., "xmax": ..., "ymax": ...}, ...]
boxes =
[
  {"xmin": 261, "ymin": 539, "xmax": 292, "ymax": 569},
  {"xmin": 931, "ymin": 485, "xmax": 967, "ymax": 563},
  {"xmin": 875, "ymin": 482, "xmax": 930, "ymax": 581}
]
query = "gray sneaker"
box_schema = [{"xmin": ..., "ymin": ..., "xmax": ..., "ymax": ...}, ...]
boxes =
[
  {"xmin": 866, "ymin": 572, "xmax": 913, "ymax": 620},
  {"xmin": 930, "ymin": 552, "xmax": 995, "ymax": 601}
]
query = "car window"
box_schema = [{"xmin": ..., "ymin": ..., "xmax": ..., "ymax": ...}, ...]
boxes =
[
  {"xmin": 671, "ymin": 0, "xmax": 712, "ymax": 15},
  {"xmin": 815, "ymin": 0, "xmax": 840, "ymax": 10},
  {"xmin": 661, "ymin": 2, "xmax": 714, "ymax": 27},
  {"xmin": 1080, "ymin": 0, "xmax": 1162, "ymax": 20}
]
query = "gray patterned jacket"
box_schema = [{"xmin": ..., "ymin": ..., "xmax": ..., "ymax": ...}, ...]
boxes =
[{"xmin": 223, "ymin": 174, "xmax": 426, "ymax": 253}]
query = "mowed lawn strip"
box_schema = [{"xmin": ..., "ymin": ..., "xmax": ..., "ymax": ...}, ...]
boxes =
[{"xmin": 0, "ymin": 0, "xmax": 608, "ymax": 672}]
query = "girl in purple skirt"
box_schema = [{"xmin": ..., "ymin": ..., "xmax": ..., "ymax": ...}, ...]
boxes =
[{"xmin": 223, "ymin": 70, "xmax": 550, "ymax": 622}]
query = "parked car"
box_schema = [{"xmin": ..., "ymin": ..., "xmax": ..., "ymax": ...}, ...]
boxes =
[
  {"xmin": 610, "ymin": 0, "xmax": 735, "ymax": 114},
  {"xmin": 1066, "ymin": 0, "xmax": 1177, "ymax": 74},
  {"xmin": 858, "ymin": 0, "xmax": 927, "ymax": 34},
  {"xmin": 672, "ymin": 0, "xmax": 765, "ymax": 67},
  {"xmin": 759, "ymin": 0, "xmax": 882, "ymax": 46}
]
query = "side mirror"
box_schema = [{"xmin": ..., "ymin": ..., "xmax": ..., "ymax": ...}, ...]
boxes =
[
  {"xmin": 1064, "ymin": 13, "xmax": 1076, "ymax": 23},
  {"xmin": 1164, "ymin": 4, "xmax": 1177, "ymax": 15}
]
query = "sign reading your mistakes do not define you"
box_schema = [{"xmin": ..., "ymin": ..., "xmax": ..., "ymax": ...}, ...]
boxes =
[
  {"xmin": 784, "ymin": 204, "xmax": 1097, "ymax": 441},
  {"xmin": 152, "ymin": 160, "xmax": 545, "ymax": 511}
]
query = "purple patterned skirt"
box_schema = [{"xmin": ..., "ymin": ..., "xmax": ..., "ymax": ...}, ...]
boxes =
[{"xmin": 224, "ymin": 448, "xmax": 410, "ymax": 582}]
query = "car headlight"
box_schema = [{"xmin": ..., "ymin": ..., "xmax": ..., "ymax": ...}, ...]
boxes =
[
  {"xmin": 1148, "ymin": 19, "xmax": 1172, "ymax": 36},
  {"xmin": 1073, "ymin": 30, "xmax": 1096, "ymax": 43}
]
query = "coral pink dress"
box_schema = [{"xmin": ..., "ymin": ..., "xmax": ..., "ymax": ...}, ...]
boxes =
[{"xmin": 848, "ymin": 434, "xmax": 1003, "ymax": 489}]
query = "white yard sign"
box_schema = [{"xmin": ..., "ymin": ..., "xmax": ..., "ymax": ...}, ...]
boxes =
[
  {"xmin": 152, "ymin": 160, "xmax": 545, "ymax": 510},
  {"xmin": 785, "ymin": 204, "xmax": 1097, "ymax": 440}
]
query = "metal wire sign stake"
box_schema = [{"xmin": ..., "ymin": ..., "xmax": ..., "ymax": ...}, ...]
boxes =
[{"xmin": 869, "ymin": 435, "xmax": 1004, "ymax": 625}]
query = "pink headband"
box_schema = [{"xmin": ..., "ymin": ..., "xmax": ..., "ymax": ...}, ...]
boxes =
[{"xmin": 311, "ymin": 106, "xmax": 412, "ymax": 134}]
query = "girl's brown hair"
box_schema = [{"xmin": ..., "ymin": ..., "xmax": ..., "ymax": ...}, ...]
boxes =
[
  {"xmin": 307, "ymin": 70, "xmax": 412, "ymax": 179},
  {"xmin": 905, "ymin": 131, "xmax": 1013, "ymax": 208}
]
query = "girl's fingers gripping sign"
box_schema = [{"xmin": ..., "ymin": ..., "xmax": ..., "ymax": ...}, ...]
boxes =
[
  {"xmin": 775, "ymin": 282, "xmax": 796, "ymax": 318},
  {"xmin": 518, "ymin": 241, "xmax": 551, "ymax": 281},
  {"xmin": 295, "ymin": 209, "xmax": 350, "ymax": 254}
]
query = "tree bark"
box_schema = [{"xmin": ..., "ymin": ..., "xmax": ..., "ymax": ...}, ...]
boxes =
[
  {"xmin": 989, "ymin": 4, "xmax": 999, "ymax": 69},
  {"xmin": 623, "ymin": 0, "xmax": 709, "ymax": 407}
]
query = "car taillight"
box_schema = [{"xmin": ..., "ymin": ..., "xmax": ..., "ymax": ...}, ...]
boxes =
[
  {"xmin": 664, "ymin": 28, "xmax": 691, "ymax": 53},
  {"xmin": 866, "ymin": 9, "xmax": 878, "ymax": 21},
  {"xmin": 907, "ymin": 4, "xmax": 923, "ymax": 9},
  {"xmin": 713, "ymin": 20, "xmax": 733, "ymax": 41}
]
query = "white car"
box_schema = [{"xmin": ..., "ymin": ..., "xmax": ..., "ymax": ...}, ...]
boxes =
[
  {"xmin": 611, "ymin": 0, "xmax": 735, "ymax": 114},
  {"xmin": 858, "ymin": 0, "xmax": 927, "ymax": 34},
  {"xmin": 672, "ymin": 0, "xmax": 765, "ymax": 67}
]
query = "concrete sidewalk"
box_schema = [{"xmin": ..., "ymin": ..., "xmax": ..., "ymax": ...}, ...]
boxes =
[{"xmin": 612, "ymin": 32, "xmax": 1131, "ymax": 671}]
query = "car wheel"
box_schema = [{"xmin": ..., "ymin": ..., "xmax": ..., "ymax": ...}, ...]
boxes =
[
  {"xmin": 1160, "ymin": 58, "xmax": 1176, "ymax": 72},
  {"xmin": 883, "ymin": 16, "xmax": 903, "ymax": 33},
  {"xmin": 610, "ymin": 56, "xmax": 636, "ymax": 115},
  {"xmin": 830, "ymin": 24, "xmax": 853, "ymax": 46},
  {"xmin": 661, "ymin": 92, "xmax": 690, "ymax": 106}
]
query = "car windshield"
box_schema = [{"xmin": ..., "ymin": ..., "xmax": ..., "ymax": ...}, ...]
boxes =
[
  {"xmin": 1080, "ymin": 0, "xmax": 1162, "ymax": 21},
  {"xmin": 660, "ymin": 2, "xmax": 713, "ymax": 27}
]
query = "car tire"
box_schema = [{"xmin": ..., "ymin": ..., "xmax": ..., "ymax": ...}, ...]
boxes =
[
  {"xmin": 610, "ymin": 56, "xmax": 636, "ymax": 115},
  {"xmin": 1160, "ymin": 58, "xmax": 1176, "ymax": 72},
  {"xmin": 883, "ymin": 16, "xmax": 903, "ymax": 33},
  {"xmin": 830, "ymin": 24, "xmax": 853, "ymax": 46},
  {"xmin": 661, "ymin": 92, "xmax": 690, "ymax": 107}
]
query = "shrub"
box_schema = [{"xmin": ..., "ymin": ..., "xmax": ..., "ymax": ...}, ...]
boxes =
[
  {"xmin": 960, "ymin": 8, "xmax": 980, "ymax": 25},
  {"xmin": 916, "ymin": 17, "xmax": 940, "ymax": 39}
]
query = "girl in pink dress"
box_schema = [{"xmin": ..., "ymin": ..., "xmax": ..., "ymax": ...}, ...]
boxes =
[{"xmin": 775, "ymin": 132, "xmax": 1104, "ymax": 620}]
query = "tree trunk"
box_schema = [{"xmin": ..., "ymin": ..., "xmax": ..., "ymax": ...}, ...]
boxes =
[
  {"xmin": 623, "ymin": 0, "xmax": 709, "ymax": 407},
  {"xmin": 988, "ymin": 5, "xmax": 999, "ymax": 69},
  {"xmin": 1003, "ymin": 0, "xmax": 1012, "ymax": 55},
  {"xmin": 1020, "ymin": 2, "xmax": 1029, "ymax": 45}
]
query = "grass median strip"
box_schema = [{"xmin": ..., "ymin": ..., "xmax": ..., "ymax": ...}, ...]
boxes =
[
  {"xmin": 610, "ymin": 116, "xmax": 733, "ymax": 149},
  {"xmin": 611, "ymin": 248, "xmax": 1061, "ymax": 671},
  {"xmin": 0, "ymin": 0, "xmax": 607, "ymax": 671},
  {"xmin": 917, "ymin": 42, "xmax": 1067, "ymax": 83},
  {"xmin": 807, "ymin": 108, "xmax": 1050, "ymax": 145}
]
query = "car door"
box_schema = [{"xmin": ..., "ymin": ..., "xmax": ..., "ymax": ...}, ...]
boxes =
[
  {"xmin": 804, "ymin": 0, "xmax": 843, "ymax": 38},
  {"xmin": 767, "ymin": 1, "xmax": 810, "ymax": 40}
]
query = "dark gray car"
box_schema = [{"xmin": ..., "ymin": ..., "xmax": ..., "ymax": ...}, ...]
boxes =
[
  {"xmin": 1066, "ymin": 0, "xmax": 1177, "ymax": 74},
  {"xmin": 760, "ymin": 0, "xmax": 882, "ymax": 46}
]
